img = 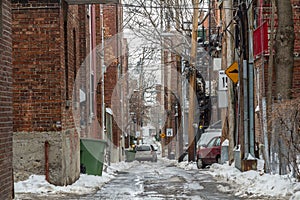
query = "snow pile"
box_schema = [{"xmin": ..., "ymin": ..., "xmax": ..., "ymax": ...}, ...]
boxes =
[
  {"xmin": 160, "ymin": 156, "xmax": 198, "ymax": 170},
  {"xmin": 176, "ymin": 161, "xmax": 198, "ymax": 170},
  {"xmin": 209, "ymin": 162, "xmax": 300, "ymax": 199},
  {"xmin": 15, "ymin": 173, "xmax": 113, "ymax": 195},
  {"xmin": 14, "ymin": 161, "xmax": 137, "ymax": 196}
]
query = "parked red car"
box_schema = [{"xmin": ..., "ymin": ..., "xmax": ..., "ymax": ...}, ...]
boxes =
[{"xmin": 196, "ymin": 136, "xmax": 221, "ymax": 169}]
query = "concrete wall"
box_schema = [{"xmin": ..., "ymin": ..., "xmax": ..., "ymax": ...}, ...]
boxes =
[
  {"xmin": 13, "ymin": 130, "xmax": 79, "ymax": 185},
  {"xmin": 0, "ymin": 0, "xmax": 13, "ymax": 198}
]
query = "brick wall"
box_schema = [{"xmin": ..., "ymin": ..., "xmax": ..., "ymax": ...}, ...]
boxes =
[
  {"xmin": 0, "ymin": 0, "xmax": 13, "ymax": 198},
  {"xmin": 293, "ymin": 0, "xmax": 300, "ymax": 54},
  {"xmin": 253, "ymin": 0, "xmax": 300, "ymax": 144},
  {"xmin": 12, "ymin": 2, "xmax": 62, "ymax": 132},
  {"xmin": 12, "ymin": 0, "xmax": 81, "ymax": 186},
  {"xmin": 96, "ymin": 5, "xmax": 121, "ymax": 150},
  {"xmin": 292, "ymin": 0, "xmax": 300, "ymax": 97},
  {"xmin": 293, "ymin": 58, "xmax": 300, "ymax": 96}
]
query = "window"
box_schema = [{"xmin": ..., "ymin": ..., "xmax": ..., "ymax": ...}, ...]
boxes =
[
  {"xmin": 90, "ymin": 73, "xmax": 95, "ymax": 116},
  {"xmin": 73, "ymin": 29, "xmax": 77, "ymax": 108},
  {"xmin": 207, "ymin": 138, "xmax": 216, "ymax": 148},
  {"xmin": 136, "ymin": 145, "xmax": 151, "ymax": 151},
  {"xmin": 64, "ymin": 15, "xmax": 69, "ymax": 101}
]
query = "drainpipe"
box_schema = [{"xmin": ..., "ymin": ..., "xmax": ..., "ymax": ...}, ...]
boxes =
[
  {"xmin": 45, "ymin": 141, "xmax": 50, "ymax": 182},
  {"xmin": 243, "ymin": 60, "xmax": 249, "ymax": 158},
  {"xmin": 247, "ymin": 0, "xmax": 255, "ymax": 158},
  {"xmin": 100, "ymin": 4, "xmax": 105, "ymax": 140}
]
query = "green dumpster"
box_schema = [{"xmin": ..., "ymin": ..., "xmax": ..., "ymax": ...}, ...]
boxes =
[
  {"xmin": 80, "ymin": 138, "xmax": 107, "ymax": 176},
  {"xmin": 125, "ymin": 150, "xmax": 136, "ymax": 162}
]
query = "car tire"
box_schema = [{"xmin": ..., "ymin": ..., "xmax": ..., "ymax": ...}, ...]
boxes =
[{"xmin": 196, "ymin": 158, "xmax": 205, "ymax": 169}]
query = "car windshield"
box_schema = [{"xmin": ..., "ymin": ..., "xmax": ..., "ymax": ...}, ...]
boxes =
[
  {"xmin": 207, "ymin": 137, "xmax": 221, "ymax": 147},
  {"xmin": 136, "ymin": 145, "xmax": 151, "ymax": 151},
  {"xmin": 198, "ymin": 131, "xmax": 221, "ymax": 147}
]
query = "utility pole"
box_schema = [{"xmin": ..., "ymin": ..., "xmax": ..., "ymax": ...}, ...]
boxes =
[
  {"xmin": 239, "ymin": 1, "xmax": 257, "ymax": 171},
  {"xmin": 223, "ymin": 0, "xmax": 236, "ymax": 166},
  {"xmin": 187, "ymin": 0, "xmax": 199, "ymax": 162},
  {"xmin": 160, "ymin": 0, "xmax": 166, "ymax": 157},
  {"xmin": 166, "ymin": 0, "xmax": 172, "ymax": 159},
  {"xmin": 175, "ymin": 0, "xmax": 182, "ymax": 160}
]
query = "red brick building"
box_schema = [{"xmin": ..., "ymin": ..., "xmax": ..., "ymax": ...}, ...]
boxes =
[
  {"xmin": 11, "ymin": 0, "xmax": 126, "ymax": 186},
  {"xmin": 0, "ymin": 0, "xmax": 13, "ymax": 198},
  {"xmin": 217, "ymin": 0, "xmax": 300, "ymax": 167},
  {"xmin": 252, "ymin": 0, "xmax": 300, "ymax": 144},
  {"xmin": 96, "ymin": 4, "xmax": 125, "ymax": 162},
  {"xmin": 12, "ymin": 0, "xmax": 84, "ymax": 185}
]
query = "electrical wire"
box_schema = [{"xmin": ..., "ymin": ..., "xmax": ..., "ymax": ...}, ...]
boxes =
[{"xmin": 120, "ymin": 3, "xmax": 235, "ymax": 11}]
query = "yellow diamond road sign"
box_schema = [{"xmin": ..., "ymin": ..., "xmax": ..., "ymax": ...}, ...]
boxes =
[{"xmin": 225, "ymin": 61, "xmax": 239, "ymax": 84}]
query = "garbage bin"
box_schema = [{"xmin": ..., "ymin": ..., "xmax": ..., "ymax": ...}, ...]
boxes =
[
  {"xmin": 125, "ymin": 150, "xmax": 136, "ymax": 162},
  {"xmin": 80, "ymin": 138, "xmax": 107, "ymax": 176}
]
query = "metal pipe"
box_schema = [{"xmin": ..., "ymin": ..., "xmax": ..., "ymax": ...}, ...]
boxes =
[
  {"xmin": 100, "ymin": 4, "xmax": 105, "ymax": 140},
  {"xmin": 248, "ymin": 61, "xmax": 255, "ymax": 156},
  {"xmin": 262, "ymin": 97, "xmax": 270, "ymax": 172},
  {"xmin": 45, "ymin": 141, "xmax": 50, "ymax": 182},
  {"xmin": 243, "ymin": 60, "xmax": 249, "ymax": 158},
  {"xmin": 247, "ymin": 0, "xmax": 255, "ymax": 158}
]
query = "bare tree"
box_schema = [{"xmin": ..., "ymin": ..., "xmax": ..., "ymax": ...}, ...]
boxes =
[
  {"xmin": 274, "ymin": 0, "xmax": 295, "ymax": 100},
  {"xmin": 123, "ymin": 0, "xmax": 209, "ymax": 60},
  {"xmin": 269, "ymin": 0, "xmax": 295, "ymax": 176},
  {"xmin": 270, "ymin": 99, "xmax": 300, "ymax": 179}
]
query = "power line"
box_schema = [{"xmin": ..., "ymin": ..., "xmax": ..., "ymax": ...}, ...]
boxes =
[{"xmin": 121, "ymin": 3, "xmax": 220, "ymax": 11}]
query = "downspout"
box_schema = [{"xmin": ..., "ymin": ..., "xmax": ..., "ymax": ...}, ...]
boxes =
[
  {"xmin": 45, "ymin": 141, "xmax": 50, "ymax": 182},
  {"xmin": 100, "ymin": 4, "xmax": 105, "ymax": 140},
  {"xmin": 116, "ymin": 3, "xmax": 121, "ymax": 161},
  {"xmin": 243, "ymin": 60, "xmax": 249, "ymax": 158},
  {"xmin": 247, "ymin": 1, "xmax": 255, "ymax": 157}
]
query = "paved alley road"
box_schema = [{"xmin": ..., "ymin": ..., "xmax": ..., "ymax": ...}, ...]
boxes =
[
  {"xmin": 15, "ymin": 159, "xmax": 287, "ymax": 200},
  {"xmin": 80, "ymin": 159, "xmax": 242, "ymax": 200}
]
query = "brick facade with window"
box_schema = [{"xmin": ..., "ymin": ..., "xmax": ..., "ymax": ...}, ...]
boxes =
[
  {"xmin": 95, "ymin": 4, "xmax": 125, "ymax": 162},
  {"xmin": 253, "ymin": 0, "xmax": 300, "ymax": 143},
  {"xmin": 0, "ymin": 0, "xmax": 13, "ymax": 198}
]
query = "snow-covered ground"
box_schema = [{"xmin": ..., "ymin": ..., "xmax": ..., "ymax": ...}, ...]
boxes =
[
  {"xmin": 175, "ymin": 159, "xmax": 300, "ymax": 200},
  {"xmin": 14, "ymin": 161, "xmax": 136, "ymax": 198},
  {"xmin": 14, "ymin": 158, "xmax": 300, "ymax": 200}
]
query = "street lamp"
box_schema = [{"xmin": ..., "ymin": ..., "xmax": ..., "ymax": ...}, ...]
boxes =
[
  {"xmin": 192, "ymin": 122, "xmax": 199, "ymax": 161},
  {"xmin": 129, "ymin": 112, "xmax": 136, "ymax": 148},
  {"xmin": 174, "ymin": 103, "xmax": 179, "ymax": 158}
]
